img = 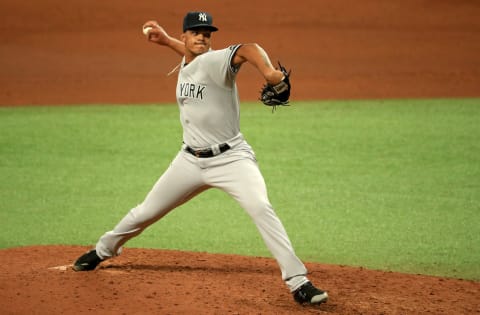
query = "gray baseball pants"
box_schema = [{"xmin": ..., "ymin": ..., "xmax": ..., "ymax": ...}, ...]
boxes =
[{"xmin": 95, "ymin": 133, "xmax": 309, "ymax": 291}]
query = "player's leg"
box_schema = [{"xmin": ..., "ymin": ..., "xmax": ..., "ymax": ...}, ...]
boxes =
[
  {"xmin": 207, "ymin": 155, "xmax": 328, "ymax": 303},
  {"xmin": 76, "ymin": 151, "xmax": 206, "ymax": 266},
  {"xmin": 206, "ymin": 155, "xmax": 307, "ymax": 289}
]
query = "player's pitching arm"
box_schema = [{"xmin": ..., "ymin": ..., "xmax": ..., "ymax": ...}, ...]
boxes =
[
  {"xmin": 232, "ymin": 44, "xmax": 285, "ymax": 85},
  {"xmin": 142, "ymin": 21, "xmax": 185, "ymax": 56}
]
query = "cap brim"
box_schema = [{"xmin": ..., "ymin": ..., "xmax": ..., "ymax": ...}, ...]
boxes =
[{"xmin": 185, "ymin": 24, "xmax": 218, "ymax": 32}]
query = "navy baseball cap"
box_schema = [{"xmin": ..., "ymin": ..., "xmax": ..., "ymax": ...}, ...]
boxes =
[{"xmin": 183, "ymin": 11, "xmax": 218, "ymax": 32}]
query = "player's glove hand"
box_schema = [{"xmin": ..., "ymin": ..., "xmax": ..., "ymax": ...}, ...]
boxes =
[{"xmin": 260, "ymin": 62, "xmax": 291, "ymax": 111}]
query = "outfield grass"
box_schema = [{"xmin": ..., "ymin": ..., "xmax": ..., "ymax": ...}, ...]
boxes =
[{"xmin": 1, "ymin": 99, "xmax": 479, "ymax": 280}]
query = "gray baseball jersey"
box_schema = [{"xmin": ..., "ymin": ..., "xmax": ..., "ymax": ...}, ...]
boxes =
[
  {"xmin": 177, "ymin": 45, "xmax": 241, "ymax": 148},
  {"xmin": 95, "ymin": 44, "xmax": 311, "ymax": 292}
]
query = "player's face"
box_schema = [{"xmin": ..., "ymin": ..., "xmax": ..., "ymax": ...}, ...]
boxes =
[{"xmin": 182, "ymin": 28, "xmax": 212, "ymax": 57}]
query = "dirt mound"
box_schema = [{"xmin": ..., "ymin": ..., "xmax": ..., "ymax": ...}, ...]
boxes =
[{"xmin": 0, "ymin": 246, "xmax": 478, "ymax": 314}]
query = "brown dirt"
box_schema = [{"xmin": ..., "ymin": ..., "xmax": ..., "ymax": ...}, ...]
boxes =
[
  {"xmin": 0, "ymin": 246, "xmax": 478, "ymax": 315},
  {"xmin": 1, "ymin": 0, "xmax": 479, "ymax": 314},
  {"xmin": 1, "ymin": 0, "xmax": 480, "ymax": 106}
]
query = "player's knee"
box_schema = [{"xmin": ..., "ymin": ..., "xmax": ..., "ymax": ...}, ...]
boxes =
[
  {"xmin": 124, "ymin": 204, "xmax": 158, "ymax": 228},
  {"xmin": 244, "ymin": 199, "xmax": 274, "ymax": 219}
]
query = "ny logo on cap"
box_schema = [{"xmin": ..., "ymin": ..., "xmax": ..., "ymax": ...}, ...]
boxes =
[{"xmin": 198, "ymin": 13, "xmax": 207, "ymax": 22}]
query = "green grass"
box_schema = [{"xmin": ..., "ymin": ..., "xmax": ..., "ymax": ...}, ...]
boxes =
[{"xmin": 1, "ymin": 99, "xmax": 479, "ymax": 280}]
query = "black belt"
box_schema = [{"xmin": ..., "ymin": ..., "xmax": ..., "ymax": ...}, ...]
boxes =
[{"xmin": 185, "ymin": 143, "xmax": 231, "ymax": 158}]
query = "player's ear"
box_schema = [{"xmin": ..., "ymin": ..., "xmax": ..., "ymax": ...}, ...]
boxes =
[{"xmin": 180, "ymin": 33, "xmax": 186, "ymax": 43}]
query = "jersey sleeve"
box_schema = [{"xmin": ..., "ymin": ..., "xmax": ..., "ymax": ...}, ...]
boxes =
[
  {"xmin": 202, "ymin": 45, "xmax": 242, "ymax": 88},
  {"xmin": 227, "ymin": 44, "xmax": 242, "ymax": 74}
]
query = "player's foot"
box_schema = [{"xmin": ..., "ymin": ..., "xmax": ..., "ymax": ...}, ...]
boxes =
[
  {"xmin": 72, "ymin": 249, "xmax": 103, "ymax": 271},
  {"xmin": 293, "ymin": 281, "xmax": 328, "ymax": 304}
]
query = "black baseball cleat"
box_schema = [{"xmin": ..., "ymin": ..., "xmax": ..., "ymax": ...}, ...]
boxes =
[
  {"xmin": 72, "ymin": 249, "xmax": 104, "ymax": 271},
  {"xmin": 293, "ymin": 281, "xmax": 328, "ymax": 304}
]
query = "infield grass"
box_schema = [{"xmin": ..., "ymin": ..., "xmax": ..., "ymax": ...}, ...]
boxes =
[{"xmin": 1, "ymin": 99, "xmax": 479, "ymax": 280}]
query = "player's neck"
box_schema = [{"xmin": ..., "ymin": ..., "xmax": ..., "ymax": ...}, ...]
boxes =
[
  {"xmin": 184, "ymin": 48, "xmax": 209, "ymax": 64},
  {"xmin": 184, "ymin": 54, "xmax": 198, "ymax": 64}
]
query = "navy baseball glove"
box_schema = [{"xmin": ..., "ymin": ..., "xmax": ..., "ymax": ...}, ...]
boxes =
[{"xmin": 260, "ymin": 62, "xmax": 291, "ymax": 111}]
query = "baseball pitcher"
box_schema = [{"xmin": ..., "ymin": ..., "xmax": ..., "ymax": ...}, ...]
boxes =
[{"xmin": 72, "ymin": 11, "xmax": 328, "ymax": 305}]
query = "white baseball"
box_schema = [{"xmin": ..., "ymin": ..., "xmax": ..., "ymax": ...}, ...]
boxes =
[{"xmin": 143, "ymin": 26, "xmax": 153, "ymax": 35}]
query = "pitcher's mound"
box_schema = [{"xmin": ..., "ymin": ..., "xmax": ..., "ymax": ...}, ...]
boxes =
[{"xmin": 0, "ymin": 245, "xmax": 478, "ymax": 314}]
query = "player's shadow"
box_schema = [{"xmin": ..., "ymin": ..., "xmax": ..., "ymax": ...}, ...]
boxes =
[{"xmin": 101, "ymin": 262, "xmax": 277, "ymax": 275}]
